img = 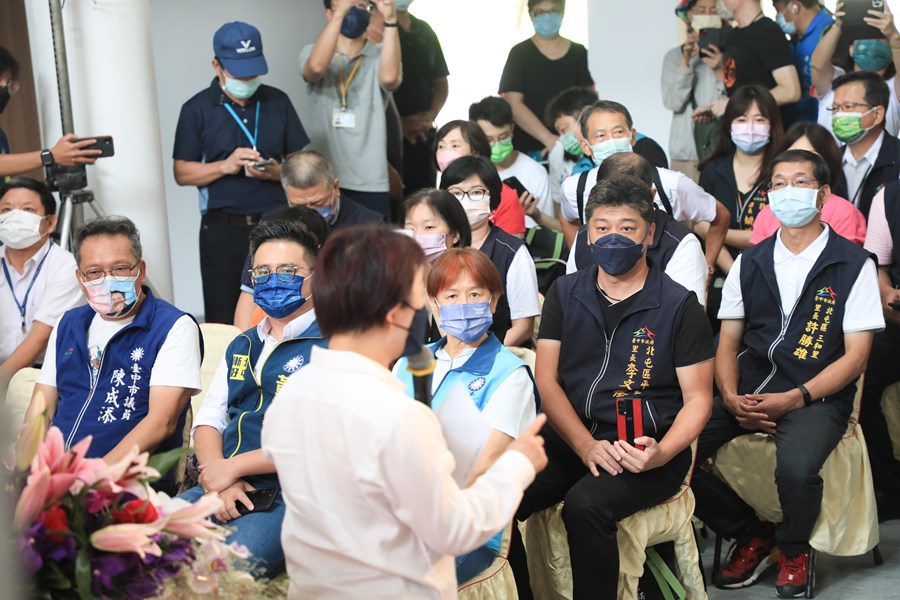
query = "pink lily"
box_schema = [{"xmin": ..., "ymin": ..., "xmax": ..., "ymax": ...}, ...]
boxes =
[
  {"xmin": 15, "ymin": 394, "xmax": 47, "ymax": 471},
  {"xmin": 93, "ymin": 444, "xmax": 159, "ymax": 499},
  {"xmin": 14, "ymin": 466, "xmax": 51, "ymax": 529},
  {"xmin": 90, "ymin": 522, "xmax": 164, "ymax": 558},
  {"xmin": 30, "ymin": 428, "xmax": 105, "ymax": 503},
  {"xmin": 159, "ymin": 492, "xmax": 227, "ymax": 541}
]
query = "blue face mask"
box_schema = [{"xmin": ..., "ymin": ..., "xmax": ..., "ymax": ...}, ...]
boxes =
[
  {"xmin": 768, "ymin": 186, "xmax": 821, "ymax": 228},
  {"xmin": 253, "ymin": 273, "xmax": 310, "ymax": 319},
  {"xmin": 340, "ymin": 6, "xmax": 371, "ymax": 39},
  {"xmin": 315, "ymin": 204, "xmax": 335, "ymax": 223},
  {"xmin": 776, "ymin": 11, "xmax": 796, "ymax": 36},
  {"xmin": 589, "ymin": 232, "xmax": 647, "ymax": 276},
  {"xmin": 533, "ymin": 12, "xmax": 564, "ymax": 39},
  {"xmin": 224, "ymin": 76, "xmax": 262, "ymax": 100},
  {"xmin": 439, "ymin": 301, "xmax": 493, "ymax": 344},
  {"xmin": 853, "ymin": 40, "xmax": 893, "ymax": 72}
]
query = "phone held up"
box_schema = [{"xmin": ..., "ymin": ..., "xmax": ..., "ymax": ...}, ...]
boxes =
[
  {"xmin": 73, "ymin": 135, "xmax": 115, "ymax": 158},
  {"xmin": 616, "ymin": 398, "xmax": 645, "ymax": 451}
]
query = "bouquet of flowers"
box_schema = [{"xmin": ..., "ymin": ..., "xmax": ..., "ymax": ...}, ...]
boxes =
[{"xmin": 9, "ymin": 395, "xmax": 260, "ymax": 599}]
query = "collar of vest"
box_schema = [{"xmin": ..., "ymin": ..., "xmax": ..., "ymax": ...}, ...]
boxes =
[
  {"xmin": 427, "ymin": 333, "xmax": 504, "ymax": 377},
  {"xmin": 872, "ymin": 132, "xmax": 899, "ymax": 169},
  {"xmin": 69, "ymin": 285, "xmax": 159, "ymax": 332},
  {"xmin": 480, "ymin": 226, "xmax": 500, "ymax": 256},
  {"xmin": 747, "ymin": 227, "xmax": 849, "ymax": 297},
  {"xmin": 571, "ymin": 261, "xmax": 664, "ymax": 327},
  {"xmin": 242, "ymin": 317, "xmax": 323, "ymax": 341}
]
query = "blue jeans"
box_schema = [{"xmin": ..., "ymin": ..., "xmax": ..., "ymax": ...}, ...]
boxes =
[
  {"xmin": 178, "ymin": 484, "xmax": 285, "ymax": 579},
  {"xmin": 456, "ymin": 544, "xmax": 499, "ymax": 585}
]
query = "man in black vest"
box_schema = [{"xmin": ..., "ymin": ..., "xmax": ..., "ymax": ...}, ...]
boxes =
[
  {"xmin": 509, "ymin": 176, "xmax": 714, "ymax": 598},
  {"xmin": 694, "ymin": 150, "xmax": 883, "ymax": 597}
]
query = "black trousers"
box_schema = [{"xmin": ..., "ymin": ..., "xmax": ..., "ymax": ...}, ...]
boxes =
[
  {"xmin": 860, "ymin": 322, "xmax": 900, "ymax": 496},
  {"xmin": 199, "ymin": 213, "xmax": 256, "ymax": 324},
  {"xmin": 511, "ymin": 427, "xmax": 691, "ymax": 599},
  {"xmin": 692, "ymin": 396, "xmax": 848, "ymax": 556}
]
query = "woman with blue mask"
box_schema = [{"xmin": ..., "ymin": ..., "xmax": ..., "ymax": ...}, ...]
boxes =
[
  {"xmin": 811, "ymin": 1, "xmax": 900, "ymax": 139},
  {"xmin": 499, "ymin": 0, "xmax": 594, "ymax": 161},
  {"xmin": 393, "ymin": 248, "xmax": 538, "ymax": 587}
]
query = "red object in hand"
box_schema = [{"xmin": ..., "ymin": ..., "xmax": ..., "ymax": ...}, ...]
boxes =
[{"xmin": 617, "ymin": 398, "xmax": 645, "ymax": 451}]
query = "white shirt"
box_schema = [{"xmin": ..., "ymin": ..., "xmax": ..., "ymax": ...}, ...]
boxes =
[
  {"xmin": 815, "ymin": 66, "xmax": 900, "ymax": 140},
  {"xmin": 0, "ymin": 241, "xmax": 84, "ymax": 364},
  {"xmin": 841, "ymin": 130, "xmax": 884, "ymax": 208},
  {"xmin": 193, "ymin": 310, "xmax": 317, "ymax": 435},
  {"xmin": 560, "ymin": 165, "xmax": 718, "ymax": 224},
  {"xmin": 261, "ymin": 347, "xmax": 535, "ymax": 599},
  {"xmin": 498, "ymin": 152, "xmax": 552, "ymax": 229},
  {"xmin": 565, "ymin": 230, "xmax": 709, "ymax": 307},
  {"xmin": 38, "ymin": 311, "xmax": 202, "ymax": 393},
  {"xmin": 505, "ymin": 245, "xmax": 542, "ymax": 320},
  {"xmin": 719, "ymin": 225, "xmax": 884, "ymax": 333},
  {"xmin": 547, "ymin": 141, "xmax": 577, "ymax": 207}
]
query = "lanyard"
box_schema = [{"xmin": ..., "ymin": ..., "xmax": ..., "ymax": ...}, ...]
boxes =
[
  {"xmin": 336, "ymin": 52, "xmax": 363, "ymax": 109},
  {"xmin": 2, "ymin": 245, "xmax": 51, "ymax": 333},
  {"xmin": 224, "ymin": 101, "xmax": 261, "ymax": 150}
]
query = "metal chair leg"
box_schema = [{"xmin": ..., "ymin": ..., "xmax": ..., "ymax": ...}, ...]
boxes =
[
  {"xmin": 712, "ymin": 534, "xmax": 723, "ymax": 578},
  {"xmin": 805, "ymin": 548, "xmax": 817, "ymax": 599},
  {"xmin": 873, "ymin": 544, "xmax": 884, "ymax": 566}
]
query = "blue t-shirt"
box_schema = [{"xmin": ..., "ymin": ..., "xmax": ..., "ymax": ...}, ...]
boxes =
[{"xmin": 791, "ymin": 10, "xmax": 834, "ymax": 123}]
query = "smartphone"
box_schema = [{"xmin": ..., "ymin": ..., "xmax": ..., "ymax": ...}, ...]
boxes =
[
  {"xmin": 616, "ymin": 398, "xmax": 645, "ymax": 451},
  {"xmin": 699, "ymin": 27, "xmax": 733, "ymax": 55},
  {"xmin": 503, "ymin": 176, "xmax": 528, "ymax": 198},
  {"xmin": 889, "ymin": 300, "xmax": 900, "ymax": 311},
  {"xmin": 74, "ymin": 135, "xmax": 114, "ymax": 158},
  {"xmin": 842, "ymin": 0, "xmax": 885, "ymax": 41},
  {"xmin": 236, "ymin": 487, "xmax": 278, "ymax": 516},
  {"xmin": 250, "ymin": 159, "xmax": 276, "ymax": 170}
]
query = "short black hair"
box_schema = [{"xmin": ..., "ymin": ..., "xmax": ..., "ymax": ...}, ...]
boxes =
[
  {"xmin": 528, "ymin": 0, "xmax": 565, "ymax": 12},
  {"xmin": 769, "ymin": 149, "xmax": 831, "ymax": 189},
  {"xmin": 468, "ymin": 96, "xmax": 514, "ymax": 128},
  {"xmin": 584, "ymin": 176, "xmax": 655, "ymax": 225},
  {"xmin": 72, "ymin": 216, "xmax": 142, "ymax": 266},
  {"xmin": 434, "ymin": 120, "xmax": 492, "ymax": 162},
  {"xmin": 833, "ymin": 70, "xmax": 891, "ymax": 111},
  {"xmin": 249, "ymin": 218, "xmax": 321, "ymax": 264},
  {"xmin": 439, "ymin": 156, "xmax": 503, "ymax": 212},
  {"xmin": 544, "ymin": 86, "xmax": 599, "ymax": 128},
  {"xmin": 402, "ymin": 189, "xmax": 472, "ymax": 248},
  {"xmin": 597, "ymin": 153, "xmax": 654, "ymax": 187},
  {"xmin": 579, "ymin": 100, "xmax": 634, "ymax": 138},
  {"xmin": 775, "ymin": 122, "xmax": 842, "ymax": 187},
  {"xmin": 0, "ymin": 177, "xmax": 56, "ymax": 215},
  {"xmin": 270, "ymin": 204, "xmax": 330, "ymax": 250},
  {"xmin": 0, "ymin": 47, "xmax": 19, "ymax": 80}
]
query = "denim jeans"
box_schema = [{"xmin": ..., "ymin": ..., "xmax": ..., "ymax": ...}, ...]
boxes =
[
  {"xmin": 178, "ymin": 484, "xmax": 285, "ymax": 579},
  {"xmin": 456, "ymin": 544, "xmax": 499, "ymax": 585}
]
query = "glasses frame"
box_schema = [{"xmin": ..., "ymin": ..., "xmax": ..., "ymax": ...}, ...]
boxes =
[
  {"xmin": 826, "ymin": 102, "xmax": 873, "ymax": 113},
  {"xmin": 448, "ymin": 189, "xmax": 489, "ymax": 203},
  {"xmin": 767, "ymin": 177, "xmax": 820, "ymax": 192},
  {"xmin": 249, "ymin": 264, "xmax": 313, "ymax": 284},
  {"xmin": 80, "ymin": 262, "xmax": 140, "ymax": 283}
]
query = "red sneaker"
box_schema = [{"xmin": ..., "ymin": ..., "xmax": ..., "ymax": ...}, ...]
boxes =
[
  {"xmin": 714, "ymin": 535, "xmax": 778, "ymax": 589},
  {"xmin": 775, "ymin": 550, "xmax": 810, "ymax": 598}
]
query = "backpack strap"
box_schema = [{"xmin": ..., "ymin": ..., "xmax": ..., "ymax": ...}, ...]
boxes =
[
  {"xmin": 576, "ymin": 170, "xmax": 590, "ymax": 224},
  {"xmin": 651, "ymin": 168, "xmax": 674, "ymax": 217}
]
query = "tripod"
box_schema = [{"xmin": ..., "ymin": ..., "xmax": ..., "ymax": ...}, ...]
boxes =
[{"xmin": 55, "ymin": 187, "xmax": 106, "ymax": 252}]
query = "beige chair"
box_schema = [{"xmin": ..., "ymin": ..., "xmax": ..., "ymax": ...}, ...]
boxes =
[
  {"xmin": 883, "ymin": 382, "xmax": 900, "ymax": 461},
  {"xmin": 192, "ymin": 323, "xmax": 241, "ymax": 443},
  {"xmin": 713, "ymin": 382, "xmax": 882, "ymax": 597},
  {"xmin": 4, "ymin": 367, "xmax": 40, "ymax": 426},
  {"xmin": 523, "ymin": 445, "xmax": 706, "ymax": 600},
  {"xmin": 507, "ymin": 346, "xmax": 536, "ymax": 372},
  {"xmin": 457, "ymin": 522, "xmax": 519, "ymax": 600}
]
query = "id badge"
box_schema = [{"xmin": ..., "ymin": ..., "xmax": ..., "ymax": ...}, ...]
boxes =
[{"xmin": 332, "ymin": 108, "xmax": 356, "ymax": 129}]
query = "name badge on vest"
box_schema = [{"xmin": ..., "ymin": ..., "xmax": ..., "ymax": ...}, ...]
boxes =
[{"xmin": 332, "ymin": 108, "xmax": 356, "ymax": 129}]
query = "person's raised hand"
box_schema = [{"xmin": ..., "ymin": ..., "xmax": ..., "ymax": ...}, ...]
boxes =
[
  {"xmin": 373, "ymin": 0, "xmax": 397, "ymax": 22},
  {"xmin": 700, "ymin": 43, "xmax": 724, "ymax": 71},
  {"xmin": 834, "ymin": 1, "xmax": 846, "ymax": 28},
  {"xmin": 519, "ymin": 191, "xmax": 539, "ymax": 218},
  {"xmin": 50, "ymin": 134, "xmax": 101, "ymax": 166},
  {"xmin": 331, "ymin": 0, "xmax": 357, "ymax": 18},
  {"xmin": 577, "ymin": 438, "xmax": 623, "ymax": 477},
  {"xmin": 614, "ymin": 437, "xmax": 665, "ymax": 473},
  {"xmin": 508, "ymin": 413, "xmax": 548, "ymax": 473},
  {"xmin": 220, "ymin": 147, "xmax": 262, "ymax": 176},
  {"xmin": 865, "ymin": 2, "xmax": 900, "ymax": 46},
  {"xmin": 214, "ymin": 480, "xmax": 256, "ymax": 523},
  {"xmin": 882, "ymin": 287, "xmax": 900, "ymax": 325},
  {"xmin": 198, "ymin": 457, "xmax": 240, "ymax": 493}
]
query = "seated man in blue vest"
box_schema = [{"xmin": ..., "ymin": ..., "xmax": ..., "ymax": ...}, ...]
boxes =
[
  {"xmin": 566, "ymin": 153, "xmax": 708, "ymax": 307},
  {"xmin": 692, "ymin": 150, "xmax": 884, "ymax": 597},
  {"xmin": 26, "ymin": 216, "xmax": 203, "ymax": 494},
  {"xmin": 181, "ymin": 217, "xmax": 326, "ymax": 578},
  {"xmin": 510, "ymin": 175, "xmax": 715, "ymax": 598}
]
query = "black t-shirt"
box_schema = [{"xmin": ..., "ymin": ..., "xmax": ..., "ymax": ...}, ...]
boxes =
[
  {"xmin": 538, "ymin": 278, "xmax": 714, "ymax": 368},
  {"xmin": 723, "ymin": 17, "xmax": 794, "ymax": 95},
  {"xmin": 394, "ymin": 14, "xmax": 450, "ymax": 117},
  {"xmin": 499, "ymin": 39, "xmax": 594, "ymax": 154}
]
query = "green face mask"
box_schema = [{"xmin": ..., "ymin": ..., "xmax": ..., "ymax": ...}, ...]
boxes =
[
  {"xmin": 490, "ymin": 138, "xmax": 514, "ymax": 164},
  {"xmin": 832, "ymin": 110, "xmax": 873, "ymax": 145},
  {"xmin": 560, "ymin": 130, "xmax": 583, "ymax": 157}
]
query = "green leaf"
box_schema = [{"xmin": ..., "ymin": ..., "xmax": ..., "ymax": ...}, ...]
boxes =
[
  {"xmin": 41, "ymin": 559, "xmax": 72, "ymax": 590},
  {"xmin": 75, "ymin": 547, "xmax": 92, "ymax": 600},
  {"xmin": 145, "ymin": 446, "xmax": 190, "ymax": 483}
]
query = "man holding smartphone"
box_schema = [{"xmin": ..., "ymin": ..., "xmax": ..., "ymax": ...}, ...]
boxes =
[{"xmin": 173, "ymin": 22, "xmax": 309, "ymax": 324}]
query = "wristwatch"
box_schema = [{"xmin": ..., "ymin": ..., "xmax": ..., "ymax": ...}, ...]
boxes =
[
  {"xmin": 40, "ymin": 149, "xmax": 54, "ymax": 167},
  {"xmin": 797, "ymin": 383, "xmax": 813, "ymax": 407}
]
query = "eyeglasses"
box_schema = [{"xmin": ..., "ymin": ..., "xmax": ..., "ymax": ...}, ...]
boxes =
[
  {"xmin": 250, "ymin": 264, "xmax": 312, "ymax": 283},
  {"xmin": 0, "ymin": 81, "xmax": 20, "ymax": 96},
  {"xmin": 81, "ymin": 263, "xmax": 139, "ymax": 283},
  {"xmin": 531, "ymin": 8, "xmax": 562, "ymax": 17},
  {"xmin": 487, "ymin": 133, "xmax": 513, "ymax": 145},
  {"xmin": 448, "ymin": 189, "xmax": 489, "ymax": 202},
  {"xmin": 827, "ymin": 102, "xmax": 872, "ymax": 113},
  {"xmin": 768, "ymin": 177, "xmax": 818, "ymax": 191}
]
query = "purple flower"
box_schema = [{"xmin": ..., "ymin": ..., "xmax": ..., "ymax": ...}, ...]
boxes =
[{"xmin": 17, "ymin": 523, "xmax": 44, "ymax": 572}]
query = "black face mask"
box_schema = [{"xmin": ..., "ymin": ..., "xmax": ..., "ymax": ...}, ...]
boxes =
[
  {"xmin": 0, "ymin": 87, "xmax": 10, "ymax": 114},
  {"xmin": 395, "ymin": 305, "xmax": 430, "ymax": 358}
]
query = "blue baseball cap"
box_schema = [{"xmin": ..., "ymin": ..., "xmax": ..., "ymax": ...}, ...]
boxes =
[{"xmin": 213, "ymin": 21, "xmax": 268, "ymax": 78}]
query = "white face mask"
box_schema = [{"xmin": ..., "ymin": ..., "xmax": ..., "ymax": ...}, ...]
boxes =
[
  {"xmin": 0, "ymin": 209, "xmax": 46, "ymax": 250},
  {"xmin": 691, "ymin": 14, "xmax": 722, "ymax": 31}
]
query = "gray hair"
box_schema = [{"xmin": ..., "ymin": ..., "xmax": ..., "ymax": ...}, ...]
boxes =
[
  {"xmin": 72, "ymin": 216, "xmax": 143, "ymax": 266},
  {"xmin": 280, "ymin": 150, "xmax": 336, "ymax": 190},
  {"xmin": 578, "ymin": 100, "xmax": 634, "ymax": 139}
]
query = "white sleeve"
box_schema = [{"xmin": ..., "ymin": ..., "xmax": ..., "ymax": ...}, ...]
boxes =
[
  {"xmin": 548, "ymin": 143, "xmax": 566, "ymax": 205},
  {"xmin": 566, "ymin": 242, "xmax": 578, "ymax": 274},
  {"xmin": 506, "ymin": 246, "xmax": 541, "ymax": 320},
  {"xmin": 148, "ymin": 315, "xmax": 203, "ymax": 393},
  {"xmin": 672, "ymin": 170, "xmax": 717, "ymax": 223},
  {"xmin": 560, "ymin": 173, "xmax": 580, "ymax": 222},
  {"xmin": 843, "ymin": 258, "xmax": 886, "ymax": 333},
  {"xmin": 663, "ymin": 234, "xmax": 708, "ymax": 308},
  {"xmin": 480, "ymin": 365, "xmax": 536, "ymax": 439},
  {"xmin": 36, "ymin": 319, "xmax": 60, "ymax": 388},
  {"xmin": 191, "ymin": 355, "xmax": 231, "ymax": 435},
  {"xmin": 717, "ymin": 255, "xmax": 745, "ymax": 320},
  {"xmin": 32, "ymin": 251, "xmax": 85, "ymax": 327}
]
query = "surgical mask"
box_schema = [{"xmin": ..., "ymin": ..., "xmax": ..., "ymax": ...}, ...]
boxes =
[
  {"xmin": 560, "ymin": 130, "xmax": 583, "ymax": 157},
  {"xmin": 589, "ymin": 137, "xmax": 633, "ymax": 166},
  {"xmin": 396, "ymin": 306, "xmax": 430, "ymax": 358},
  {"xmin": 460, "ymin": 197, "xmax": 492, "ymax": 230},
  {"xmin": 731, "ymin": 122, "xmax": 771, "ymax": 154},
  {"xmin": 832, "ymin": 110, "xmax": 875, "ymax": 145},
  {"xmin": 690, "ymin": 14, "xmax": 722, "ymax": 31},
  {"xmin": 436, "ymin": 149, "xmax": 466, "ymax": 172},
  {"xmin": 533, "ymin": 12, "xmax": 564, "ymax": 39},
  {"xmin": 768, "ymin": 186, "xmax": 821, "ymax": 228},
  {"xmin": 439, "ymin": 301, "xmax": 493, "ymax": 344},
  {"xmin": 395, "ymin": 0, "xmax": 414, "ymax": 10},
  {"xmin": 253, "ymin": 272, "xmax": 310, "ymax": 319},
  {"xmin": 716, "ymin": 0, "xmax": 734, "ymax": 22},
  {"xmin": 853, "ymin": 40, "xmax": 893, "ymax": 72},
  {"xmin": 490, "ymin": 138, "xmax": 514, "ymax": 164},
  {"xmin": 0, "ymin": 86, "xmax": 10, "ymax": 114},
  {"xmin": 340, "ymin": 6, "xmax": 371, "ymax": 39},
  {"xmin": 0, "ymin": 210, "xmax": 46, "ymax": 250},
  {"xmin": 83, "ymin": 276, "xmax": 140, "ymax": 318},
  {"xmin": 223, "ymin": 75, "xmax": 262, "ymax": 100},
  {"xmin": 590, "ymin": 232, "xmax": 647, "ymax": 276},
  {"xmin": 776, "ymin": 11, "xmax": 796, "ymax": 36},
  {"xmin": 414, "ymin": 233, "xmax": 448, "ymax": 262},
  {"xmin": 315, "ymin": 204, "xmax": 336, "ymax": 223}
]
